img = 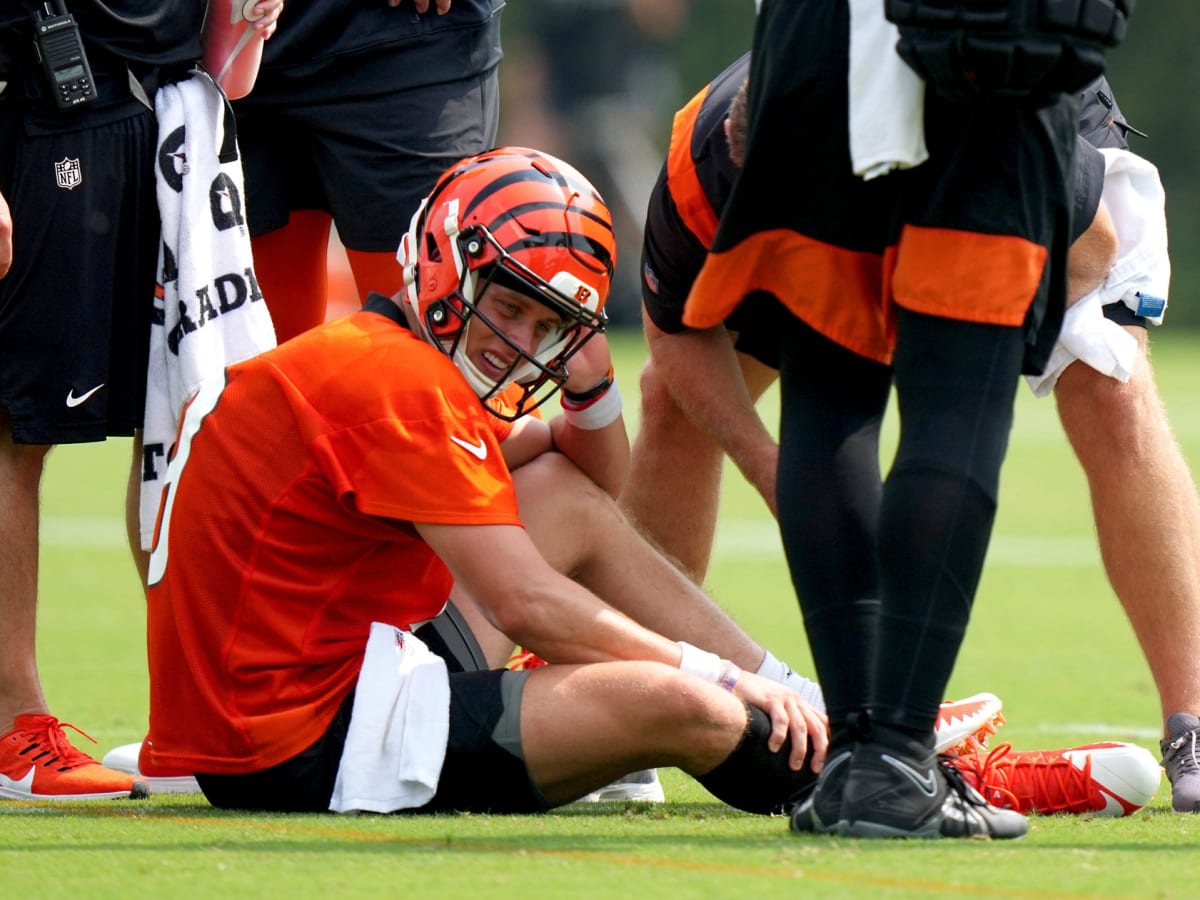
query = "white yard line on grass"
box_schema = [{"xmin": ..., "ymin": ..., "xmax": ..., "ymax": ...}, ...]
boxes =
[
  {"xmin": 44, "ymin": 513, "xmax": 1103, "ymax": 567},
  {"xmin": 712, "ymin": 519, "xmax": 1101, "ymax": 566}
]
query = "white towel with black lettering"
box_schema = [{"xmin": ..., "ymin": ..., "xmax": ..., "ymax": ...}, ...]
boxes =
[
  {"xmin": 142, "ymin": 70, "xmax": 276, "ymax": 548},
  {"xmin": 329, "ymin": 622, "xmax": 451, "ymax": 814}
]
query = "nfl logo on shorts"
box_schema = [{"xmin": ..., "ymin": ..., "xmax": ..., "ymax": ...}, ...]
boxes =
[{"xmin": 54, "ymin": 157, "xmax": 82, "ymax": 191}]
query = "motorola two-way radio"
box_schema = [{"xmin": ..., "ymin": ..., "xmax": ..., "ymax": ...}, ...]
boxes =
[{"xmin": 31, "ymin": 0, "xmax": 98, "ymax": 109}]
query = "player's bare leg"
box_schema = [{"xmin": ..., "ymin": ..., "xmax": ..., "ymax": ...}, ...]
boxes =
[
  {"xmin": 1054, "ymin": 330, "xmax": 1200, "ymax": 726},
  {"xmin": 0, "ymin": 413, "xmax": 50, "ymax": 729},
  {"xmin": 518, "ymin": 661, "xmax": 744, "ymax": 803},
  {"xmin": 126, "ymin": 431, "xmax": 149, "ymax": 587},
  {"xmin": 620, "ymin": 359, "xmax": 725, "ymax": 582},
  {"xmin": 621, "ymin": 353, "xmax": 776, "ymax": 583},
  {"xmin": 510, "ymin": 452, "xmax": 769, "ymax": 671},
  {"xmin": 518, "ymin": 659, "xmax": 814, "ymax": 812}
]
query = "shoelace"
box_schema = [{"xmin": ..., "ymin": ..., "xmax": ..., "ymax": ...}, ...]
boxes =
[
  {"xmin": 1166, "ymin": 729, "xmax": 1200, "ymax": 773},
  {"xmin": 14, "ymin": 718, "xmax": 100, "ymax": 774},
  {"xmin": 940, "ymin": 756, "xmax": 993, "ymax": 812},
  {"xmin": 950, "ymin": 743, "xmax": 1099, "ymax": 814}
]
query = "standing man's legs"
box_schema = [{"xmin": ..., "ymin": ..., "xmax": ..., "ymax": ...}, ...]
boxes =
[
  {"xmin": 775, "ymin": 317, "xmax": 891, "ymax": 727},
  {"xmin": 621, "ymin": 352, "xmax": 776, "ymax": 583},
  {"xmin": 250, "ymin": 210, "xmax": 334, "ymax": 343},
  {"xmin": 783, "ymin": 313, "xmax": 1028, "ymax": 838},
  {"xmin": 126, "ymin": 431, "xmax": 150, "ymax": 585},
  {"xmin": 1055, "ymin": 330, "xmax": 1200, "ymax": 810},
  {"xmin": 870, "ymin": 313, "xmax": 1025, "ymax": 737},
  {"xmin": 0, "ymin": 415, "xmax": 50, "ymax": 729},
  {"xmin": 0, "ymin": 92, "xmax": 154, "ymax": 800},
  {"xmin": 241, "ymin": 68, "xmax": 499, "ymax": 343}
]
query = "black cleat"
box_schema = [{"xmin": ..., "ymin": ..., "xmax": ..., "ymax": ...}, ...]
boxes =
[{"xmin": 837, "ymin": 735, "xmax": 1027, "ymax": 839}]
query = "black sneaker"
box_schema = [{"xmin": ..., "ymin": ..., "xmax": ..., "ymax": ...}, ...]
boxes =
[
  {"xmin": 789, "ymin": 746, "xmax": 852, "ymax": 834},
  {"xmin": 1161, "ymin": 712, "xmax": 1200, "ymax": 813},
  {"xmin": 837, "ymin": 736, "xmax": 1027, "ymax": 839}
]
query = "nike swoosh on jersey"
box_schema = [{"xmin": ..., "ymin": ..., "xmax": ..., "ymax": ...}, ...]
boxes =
[
  {"xmin": 882, "ymin": 753, "xmax": 939, "ymax": 797},
  {"xmin": 65, "ymin": 383, "xmax": 105, "ymax": 408},
  {"xmin": 0, "ymin": 765, "xmax": 36, "ymax": 798},
  {"xmin": 449, "ymin": 435, "xmax": 488, "ymax": 460}
]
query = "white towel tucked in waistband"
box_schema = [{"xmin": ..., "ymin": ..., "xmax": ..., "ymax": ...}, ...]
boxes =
[
  {"xmin": 329, "ymin": 622, "xmax": 451, "ymax": 814},
  {"xmin": 848, "ymin": 0, "xmax": 928, "ymax": 180},
  {"xmin": 1026, "ymin": 148, "xmax": 1170, "ymax": 397}
]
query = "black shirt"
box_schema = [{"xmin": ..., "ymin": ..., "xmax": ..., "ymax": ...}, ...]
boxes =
[{"xmin": 0, "ymin": 1, "xmax": 202, "ymax": 74}]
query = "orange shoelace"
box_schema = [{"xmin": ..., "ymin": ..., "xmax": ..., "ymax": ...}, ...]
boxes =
[{"xmin": 950, "ymin": 742, "xmax": 1102, "ymax": 815}]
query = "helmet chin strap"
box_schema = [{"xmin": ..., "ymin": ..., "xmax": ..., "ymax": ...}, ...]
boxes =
[{"xmin": 450, "ymin": 317, "xmax": 512, "ymax": 401}]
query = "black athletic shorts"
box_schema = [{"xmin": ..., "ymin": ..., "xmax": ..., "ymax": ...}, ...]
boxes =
[
  {"xmin": 196, "ymin": 612, "xmax": 549, "ymax": 814},
  {"xmin": 0, "ymin": 79, "xmax": 159, "ymax": 444},
  {"xmin": 233, "ymin": 62, "xmax": 500, "ymax": 252}
]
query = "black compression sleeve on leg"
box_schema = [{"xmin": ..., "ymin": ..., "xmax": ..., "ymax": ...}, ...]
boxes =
[
  {"xmin": 695, "ymin": 703, "xmax": 817, "ymax": 815},
  {"xmin": 870, "ymin": 312, "xmax": 1026, "ymax": 739},
  {"xmin": 776, "ymin": 316, "xmax": 892, "ymax": 723}
]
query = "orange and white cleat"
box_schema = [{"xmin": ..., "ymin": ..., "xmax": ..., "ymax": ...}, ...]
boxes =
[
  {"xmin": 0, "ymin": 715, "xmax": 148, "ymax": 800},
  {"xmin": 947, "ymin": 741, "xmax": 1162, "ymax": 817},
  {"xmin": 934, "ymin": 692, "xmax": 1006, "ymax": 756}
]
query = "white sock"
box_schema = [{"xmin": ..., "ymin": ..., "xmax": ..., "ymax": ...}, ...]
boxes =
[{"xmin": 756, "ymin": 650, "xmax": 826, "ymax": 714}]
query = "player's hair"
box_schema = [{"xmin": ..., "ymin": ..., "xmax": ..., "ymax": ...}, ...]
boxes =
[{"xmin": 726, "ymin": 76, "xmax": 751, "ymax": 170}]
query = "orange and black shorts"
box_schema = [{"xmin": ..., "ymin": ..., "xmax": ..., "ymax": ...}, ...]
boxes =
[{"xmin": 686, "ymin": 0, "xmax": 1080, "ymax": 374}]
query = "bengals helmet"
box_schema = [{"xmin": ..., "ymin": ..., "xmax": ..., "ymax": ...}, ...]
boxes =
[{"xmin": 397, "ymin": 147, "xmax": 615, "ymax": 419}]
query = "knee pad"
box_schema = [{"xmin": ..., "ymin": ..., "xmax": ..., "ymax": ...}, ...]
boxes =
[{"xmin": 884, "ymin": 0, "xmax": 1135, "ymax": 106}]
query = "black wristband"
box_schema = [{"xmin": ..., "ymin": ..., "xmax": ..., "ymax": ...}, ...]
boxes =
[{"xmin": 562, "ymin": 370, "xmax": 614, "ymax": 404}]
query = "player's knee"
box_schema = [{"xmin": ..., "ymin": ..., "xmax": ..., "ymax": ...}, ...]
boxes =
[
  {"xmin": 644, "ymin": 668, "xmax": 748, "ymax": 763},
  {"xmin": 514, "ymin": 450, "xmax": 617, "ymax": 520},
  {"xmin": 0, "ymin": 414, "xmax": 51, "ymax": 473},
  {"xmin": 636, "ymin": 361, "xmax": 714, "ymax": 454},
  {"xmin": 637, "ymin": 362, "xmax": 686, "ymax": 431},
  {"xmin": 1057, "ymin": 361, "xmax": 1162, "ymax": 457}
]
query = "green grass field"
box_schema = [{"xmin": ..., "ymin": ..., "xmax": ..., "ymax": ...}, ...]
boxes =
[{"xmin": 5, "ymin": 326, "xmax": 1200, "ymax": 897}]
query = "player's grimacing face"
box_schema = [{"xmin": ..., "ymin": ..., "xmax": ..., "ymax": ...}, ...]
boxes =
[{"xmin": 464, "ymin": 283, "xmax": 567, "ymax": 381}]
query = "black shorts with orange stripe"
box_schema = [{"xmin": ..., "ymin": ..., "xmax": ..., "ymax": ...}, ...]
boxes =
[{"xmin": 687, "ymin": 0, "xmax": 1079, "ymax": 374}]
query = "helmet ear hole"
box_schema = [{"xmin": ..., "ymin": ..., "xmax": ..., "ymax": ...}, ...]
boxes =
[{"xmin": 425, "ymin": 232, "xmax": 442, "ymax": 262}]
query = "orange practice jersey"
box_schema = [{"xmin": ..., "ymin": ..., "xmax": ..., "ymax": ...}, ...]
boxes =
[{"xmin": 146, "ymin": 297, "xmax": 519, "ymax": 774}]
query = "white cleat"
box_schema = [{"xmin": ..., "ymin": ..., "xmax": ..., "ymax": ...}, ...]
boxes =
[
  {"xmin": 934, "ymin": 692, "xmax": 1005, "ymax": 756},
  {"xmin": 575, "ymin": 769, "xmax": 665, "ymax": 803},
  {"xmin": 102, "ymin": 742, "xmax": 202, "ymax": 795}
]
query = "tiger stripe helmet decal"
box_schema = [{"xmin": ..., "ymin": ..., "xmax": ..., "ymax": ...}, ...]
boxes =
[{"xmin": 398, "ymin": 147, "xmax": 616, "ymax": 419}]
